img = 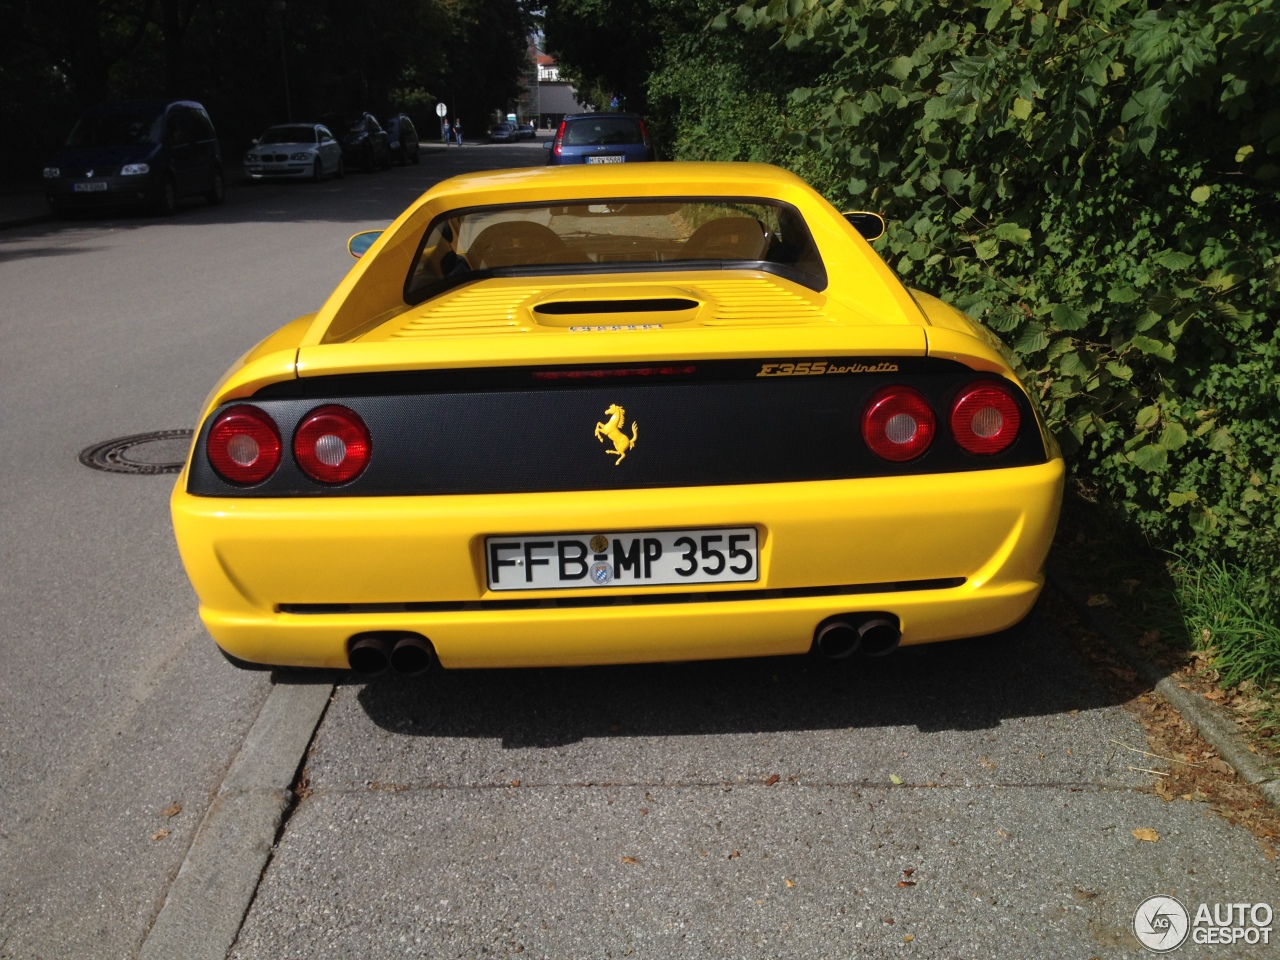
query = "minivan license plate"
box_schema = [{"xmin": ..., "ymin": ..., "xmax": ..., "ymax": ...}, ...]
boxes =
[
  {"xmin": 486, "ymin": 527, "xmax": 758, "ymax": 591},
  {"xmin": 585, "ymin": 155, "xmax": 624, "ymax": 164}
]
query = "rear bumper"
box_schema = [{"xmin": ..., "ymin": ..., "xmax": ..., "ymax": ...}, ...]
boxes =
[{"xmin": 171, "ymin": 460, "xmax": 1064, "ymax": 669}]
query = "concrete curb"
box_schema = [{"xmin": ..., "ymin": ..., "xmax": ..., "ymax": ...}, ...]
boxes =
[
  {"xmin": 1049, "ymin": 561, "xmax": 1280, "ymax": 809},
  {"xmin": 138, "ymin": 678, "xmax": 335, "ymax": 960}
]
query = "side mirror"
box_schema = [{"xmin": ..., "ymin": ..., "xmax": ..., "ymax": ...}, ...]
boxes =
[
  {"xmin": 347, "ymin": 230, "xmax": 383, "ymax": 259},
  {"xmin": 543, "ymin": 141, "xmax": 553, "ymax": 150},
  {"xmin": 843, "ymin": 211, "xmax": 886, "ymax": 241}
]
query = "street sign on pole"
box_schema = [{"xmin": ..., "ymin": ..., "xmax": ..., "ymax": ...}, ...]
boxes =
[{"xmin": 436, "ymin": 102, "xmax": 448, "ymax": 117}]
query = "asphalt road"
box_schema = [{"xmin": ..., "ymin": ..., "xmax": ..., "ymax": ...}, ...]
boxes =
[{"xmin": 2, "ymin": 140, "xmax": 1277, "ymax": 959}]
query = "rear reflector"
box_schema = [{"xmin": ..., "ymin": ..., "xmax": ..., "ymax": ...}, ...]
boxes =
[
  {"xmin": 950, "ymin": 383, "xmax": 1021, "ymax": 455},
  {"xmin": 207, "ymin": 405, "xmax": 282, "ymax": 484},
  {"xmin": 293, "ymin": 405, "xmax": 371, "ymax": 484},
  {"xmin": 861, "ymin": 386, "xmax": 936, "ymax": 462}
]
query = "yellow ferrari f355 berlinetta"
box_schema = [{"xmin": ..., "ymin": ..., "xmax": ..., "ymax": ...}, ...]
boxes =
[{"xmin": 171, "ymin": 162, "xmax": 1064, "ymax": 675}]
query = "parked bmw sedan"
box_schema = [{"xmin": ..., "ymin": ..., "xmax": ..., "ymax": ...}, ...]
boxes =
[{"xmin": 243, "ymin": 124, "xmax": 344, "ymax": 182}]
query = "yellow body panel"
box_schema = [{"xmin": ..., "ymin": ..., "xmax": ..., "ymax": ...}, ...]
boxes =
[
  {"xmin": 171, "ymin": 460, "xmax": 1063, "ymax": 668},
  {"xmin": 171, "ymin": 161, "xmax": 1065, "ymax": 670}
]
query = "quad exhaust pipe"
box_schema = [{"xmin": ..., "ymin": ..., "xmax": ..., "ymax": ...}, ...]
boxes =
[
  {"xmin": 813, "ymin": 614, "xmax": 901, "ymax": 659},
  {"xmin": 347, "ymin": 632, "xmax": 436, "ymax": 676}
]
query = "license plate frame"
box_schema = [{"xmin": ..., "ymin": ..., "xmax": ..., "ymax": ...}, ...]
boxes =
[
  {"xmin": 585, "ymin": 155, "xmax": 625, "ymax": 164},
  {"xmin": 73, "ymin": 182, "xmax": 109, "ymax": 193},
  {"xmin": 485, "ymin": 526, "xmax": 759, "ymax": 591}
]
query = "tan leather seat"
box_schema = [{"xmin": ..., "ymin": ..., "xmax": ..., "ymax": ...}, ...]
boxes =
[
  {"xmin": 466, "ymin": 222, "xmax": 567, "ymax": 269},
  {"xmin": 679, "ymin": 217, "xmax": 768, "ymax": 260}
]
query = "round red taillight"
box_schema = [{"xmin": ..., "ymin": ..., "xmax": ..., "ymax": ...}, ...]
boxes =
[
  {"xmin": 861, "ymin": 386, "xmax": 936, "ymax": 462},
  {"xmin": 293, "ymin": 405, "xmax": 371, "ymax": 484},
  {"xmin": 206, "ymin": 405, "xmax": 282, "ymax": 484},
  {"xmin": 950, "ymin": 383, "xmax": 1022, "ymax": 456}
]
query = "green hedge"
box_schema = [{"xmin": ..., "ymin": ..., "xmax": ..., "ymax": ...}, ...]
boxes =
[{"xmin": 664, "ymin": 0, "xmax": 1280, "ymax": 614}]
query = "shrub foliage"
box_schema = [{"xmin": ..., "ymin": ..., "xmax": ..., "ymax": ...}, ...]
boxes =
[{"xmin": 632, "ymin": 0, "xmax": 1280, "ymax": 610}]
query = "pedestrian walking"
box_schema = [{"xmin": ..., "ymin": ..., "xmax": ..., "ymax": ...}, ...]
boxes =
[
  {"xmin": 441, "ymin": 119, "xmax": 451, "ymax": 145},
  {"xmin": 453, "ymin": 118, "xmax": 464, "ymax": 146}
]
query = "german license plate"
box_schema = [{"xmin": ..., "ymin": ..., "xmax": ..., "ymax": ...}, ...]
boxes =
[
  {"xmin": 585, "ymin": 155, "xmax": 624, "ymax": 164},
  {"xmin": 486, "ymin": 527, "xmax": 758, "ymax": 591},
  {"xmin": 73, "ymin": 182, "xmax": 109, "ymax": 192}
]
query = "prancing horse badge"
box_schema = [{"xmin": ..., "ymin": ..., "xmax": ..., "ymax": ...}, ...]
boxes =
[{"xmin": 593, "ymin": 403, "xmax": 638, "ymax": 465}]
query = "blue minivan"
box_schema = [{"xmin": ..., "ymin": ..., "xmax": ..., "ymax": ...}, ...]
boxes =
[
  {"xmin": 545, "ymin": 113, "xmax": 654, "ymax": 165},
  {"xmin": 43, "ymin": 100, "xmax": 225, "ymax": 216}
]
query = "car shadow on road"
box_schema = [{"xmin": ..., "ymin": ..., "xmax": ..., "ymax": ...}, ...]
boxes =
[{"xmin": 348, "ymin": 592, "xmax": 1142, "ymax": 747}]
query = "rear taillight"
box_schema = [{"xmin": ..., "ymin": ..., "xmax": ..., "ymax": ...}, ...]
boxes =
[
  {"xmin": 207, "ymin": 405, "xmax": 282, "ymax": 484},
  {"xmin": 861, "ymin": 386, "xmax": 936, "ymax": 462},
  {"xmin": 293, "ymin": 405, "xmax": 371, "ymax": 484},
  {"xmin": 639, "ymin": 119, "xmax": 651, "ymax": 147},
  {"xmin": 950, "ymin": 383, "xmax": 1021, "ymax": 456},
  {"xmin": 552, "ymin": 120, "xmax": 566, "ymax": 157}
]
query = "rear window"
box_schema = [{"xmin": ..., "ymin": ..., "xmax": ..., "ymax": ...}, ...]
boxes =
[
  {"xmin": 562, "ymin": 117, "xmax": 643, "ymax": 147},
  {"xmin": 404, "ymin": 198, "xmax": 826, "ymax": 303}
]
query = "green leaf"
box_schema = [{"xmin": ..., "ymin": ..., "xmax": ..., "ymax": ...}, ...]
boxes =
[
  {"xmin": 1131, "ymin": 444, "xmax": 1168, "ymax": 473},
  {"xmin": 1012, "ymin": 97, "xmax": 1033, "ymax": 121},
  {"xmin": 1190, "ymin": 185, "xmax": 1212, "ymax": 203},
  {"xmin": 887, "ymin": 56, "xmax": 914, "ymax": 82},
  {"xmin": 1130, "ymin": 335, "xmax": 1170, "ymax": 357},
  {"xmin": 973, "ymin": 238, "xmax": 1000, "ymax": 259},
  {"xmin": 1108, "ymin": 285, "xmax": 1141, "ymax": 304},
  {"xmin": 1152, "ymin": 250, "xmax": 1195, "ymax": 271},
  {"xmin": 1135, "ymin": 405, "xmax": 1160, "ymax": 430},
  {"xmin": 1050, "ymin": 304, "xmax": 1088, "ymax": 330},
  {"xmin": 994, "ymin": 223, "xmax": 1031, "ymax": 244},
  {"xmin": 1013, "ymin": 322, "xmax": 1049, "ymax": 354},
  {"xmin": 1059, "ymin": 351, "xmax": 1094, "ymax": 378},
  {"xmin": 1159, "ymin": 421, "xmax": 1188, "ymax": 450}
]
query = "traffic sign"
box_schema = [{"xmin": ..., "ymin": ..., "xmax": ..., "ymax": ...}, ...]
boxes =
[{"xmin": 436, "ymin": 102, "xmax": 448, "ymax": 117}]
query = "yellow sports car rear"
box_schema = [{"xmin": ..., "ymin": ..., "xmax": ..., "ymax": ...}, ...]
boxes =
[{"xmin": 171, "ymin": 162, "xmax": 1064, "ymax": 674}]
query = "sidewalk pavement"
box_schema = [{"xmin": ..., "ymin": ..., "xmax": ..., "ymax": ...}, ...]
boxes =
[{"xmin": 0, "ymin": 180, "xmax": 51, "ymax": 229}]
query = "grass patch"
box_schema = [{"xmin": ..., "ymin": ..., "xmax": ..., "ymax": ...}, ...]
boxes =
[{"xmin": 1056, "ymin": 483, "xmax": 1280, "ymax": 748}]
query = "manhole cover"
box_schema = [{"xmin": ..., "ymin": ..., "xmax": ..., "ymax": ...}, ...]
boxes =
[{"xmin": 79, "ymin": 429, "xmax": 194, "ymax": 475}]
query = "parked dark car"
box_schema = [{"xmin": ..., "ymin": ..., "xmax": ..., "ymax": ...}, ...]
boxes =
[
  {"xmin": 488, "ymin": 121, "xmax": 516, "ymax": 143},
  {"xmin": 516, "ymin": 121, "xmax": 537, "ymax": 140},
  {"xmin": 385, "ymin": 114, "xmax": 420, "ymax": 165},
  {"xmin": 43, "ymin": 99, "xmax": 225, "ymax": 215},
  {"xmin": 337, "ymin": 113, "xmax": 391, "ymax": 172},
  {"xmin": 546, "ymin": 112, "xmax": 654, "ymax": 165}
]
